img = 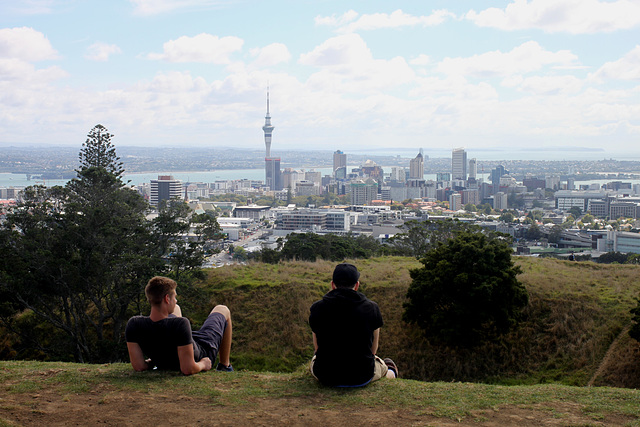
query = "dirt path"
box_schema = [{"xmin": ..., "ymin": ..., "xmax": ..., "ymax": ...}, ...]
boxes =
[
  {"xmin": 587, "ymin": 324, "xmax": 631, "ymax": 387},
  {"xmin": 1, "ymin": 386, "xmax": 635, "ymax": 426}
]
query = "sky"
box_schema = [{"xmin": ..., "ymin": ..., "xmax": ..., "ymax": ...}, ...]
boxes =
[{"xmin": 0, "ymin": 0, "xmax": 639, "ymax": 160}]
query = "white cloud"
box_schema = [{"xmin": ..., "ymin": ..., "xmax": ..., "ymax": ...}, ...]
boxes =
[
  {"xmin": 146, "ymin": 33, "xmax": 243, "ymax": 63},
  {"xmin": 129, "ymin": 0, "xmax": 227, "ymax": 15},
  {"xmin": 0, "ymin": 58, "xmax": 67, "ymax": 84},
  {"xmin": 316, "ymin": 9, "xmax": 454, "ymax": 33},
  {"xmin": 518, "ymin": 75, "xmax": 584, "ymax": 95},
  {"xmin": 299, "ymin": 34, "xmax": 415, "ymax": 94},
  {"xmin": 410, "ymin": 54, "xmax": 430, "ymax": 66},
  {"xmin": 0, "ymin": 27, "xmax": 58, "ymax": 62},
  {"xmin": 249, "ymin": 43, "xmax": 291, "ymax": 68},
  {"xmin": 85, "ymin": 42, "xmax": 122, "ymax": 62},
  {"xmin": 436, "ymin": 41, "xmax": 578, "ymax": 78},
  {"xmin": 299, "ymin": 33, "xmax": 371, "ymax": 67},
  {"xmin": 590, "ymin": 45, "xmax": 640, "ymax": 81},
  {"xmin": 314, "ymin": 10, "xmax": 359, "ymax": 27},
  {"xmin": 466, "ymin": 0, "xmax": 640, "ymax": 34}
]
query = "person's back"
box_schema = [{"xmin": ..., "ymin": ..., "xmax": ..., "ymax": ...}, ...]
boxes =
[
  {"xmin": 309, "ymin": 263, "xmax": 398, "ymax": 387},
  {"xmin": 310, "ymin": 287, "xmax": 382, "ymax": 385}
]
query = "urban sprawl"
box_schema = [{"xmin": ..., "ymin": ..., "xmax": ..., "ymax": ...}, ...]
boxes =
[{"xmin": 2, "ymin": 93, "xmax": 640, "ymax": 260}]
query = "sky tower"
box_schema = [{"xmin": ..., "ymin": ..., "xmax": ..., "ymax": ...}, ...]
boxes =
[{"xmin": 262, "ymin": 88, "xmax": 274, "ymax": 158}]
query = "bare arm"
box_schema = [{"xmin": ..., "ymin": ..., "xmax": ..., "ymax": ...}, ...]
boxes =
[
  {"xmin": 312, "ymin": 332, "xmax": 318, "ymax": 353},
  {"xmin": 371, "ymin": 328, "xmax": 380, "ymax": 355},
  {"xmin": 177, "ymin": 344, "xmax": 212, "ymax": 375},
  {"xmin": 127, "ymin": 342, "xmax": 149, "ymax": 372}
]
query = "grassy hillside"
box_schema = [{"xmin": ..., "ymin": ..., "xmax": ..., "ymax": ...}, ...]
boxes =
[
  {"xmin": 1, "ymin": 361, "xmax": 639, "ymax": 426},
  {"xmin": 188, "ymin": 256, "xmax": 640, "ymax": 388}
]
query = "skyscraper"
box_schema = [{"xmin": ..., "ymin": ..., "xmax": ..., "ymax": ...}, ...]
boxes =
[
  {"xmin": 333, "ymin": 150, "xmax": 346, "ymax": 178},
  {"xmin": 491, "ymin": 165, "xmax": 506, "ymax": 195},
  {"xmin": 262, "ymin": 89, "xmax": 274, "ymax": 158},
  {"xmin": 150, "ymin": 175, "xmax": 182, "ymax": 207},
  {"xmin": 452, "ymin": 148, "xmax": 467, "ymax": 181},
  {"xmin": 409, "ymin": 149, "xmax": 424, "ymax": 179},
  {"xmin": 265, "ymin": 158, "xmax": 282, "ymax": 191},
  {"xmin": 350, "ymin": 179, "xmax": 377, "ymax": 205},
  {"xmin": 468, "ymin": 158, "xmax": 477, "ymax": 180}
]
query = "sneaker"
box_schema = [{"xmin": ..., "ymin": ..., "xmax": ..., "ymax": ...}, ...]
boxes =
[
  {"xmin": 216, "ymin": 363, "xmax": 234, "ymax": 372},
  {"xmin": 383, "ymin": 358, "xmax": 399, "ymax": 378}
]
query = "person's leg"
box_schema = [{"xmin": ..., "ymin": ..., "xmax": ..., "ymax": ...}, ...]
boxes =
[
  {"xmin": 372, "ymin": 355, "xmax": 398, "ymax": 381},
  {"xmin": 212, "ymin": 305, "xmax": 232, "ymax": 367}
]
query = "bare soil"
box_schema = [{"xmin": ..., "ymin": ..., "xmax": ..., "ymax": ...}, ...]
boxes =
[{"xmin": 1, "ymin": 385, "xmax": 635, "ymax": 426}]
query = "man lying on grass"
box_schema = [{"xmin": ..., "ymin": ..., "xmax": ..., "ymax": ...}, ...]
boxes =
[
  {"xmin": 126, "ymin": 276, "xmax": 234, "ymax": 375},
  {"xmin": 309, "ymin": 263, "xmax": 398, "ymax": 387}
]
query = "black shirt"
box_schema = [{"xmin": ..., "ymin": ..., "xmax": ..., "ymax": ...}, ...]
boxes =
[
  {"xmin": 309, "ymin": 288, "xmax": 383, "ymax": 386},
  {"xmin": 125, "ymin": 315, "xmax": 204, "ymax": 371}
]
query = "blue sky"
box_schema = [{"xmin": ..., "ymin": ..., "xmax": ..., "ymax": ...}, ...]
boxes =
[{"xmin": 0, "ymin": 0, "xmax": 638, "ymax": 159}]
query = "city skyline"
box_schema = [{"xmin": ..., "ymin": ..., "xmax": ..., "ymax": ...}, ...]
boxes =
[{"xmin": 0, "ymin": 1, "xmax": 639, "ymax": 159}]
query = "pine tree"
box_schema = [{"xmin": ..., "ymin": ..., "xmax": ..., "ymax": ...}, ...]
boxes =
[{"xmin": 78, "ymin": 124, "xmax": 124, "ymax": 177}]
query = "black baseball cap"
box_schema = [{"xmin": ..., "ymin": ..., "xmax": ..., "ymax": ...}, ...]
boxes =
[{"xmin": 332, "ymin": 263, "xmax": 360, "ymax": 288}]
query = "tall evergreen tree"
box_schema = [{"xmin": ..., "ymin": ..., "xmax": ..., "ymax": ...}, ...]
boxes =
[{"xmin": 78, "ymin": 124, "xmax": 124, "ymax": 178}]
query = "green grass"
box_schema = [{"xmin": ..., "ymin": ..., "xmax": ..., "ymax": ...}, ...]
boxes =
[
  {"xmin": 185, "ymin": 256, "xmax": 640, "ymax": 387},
  {"xmin": 3, "ymin": 256, "xmax": 640, "ymax": 389}
]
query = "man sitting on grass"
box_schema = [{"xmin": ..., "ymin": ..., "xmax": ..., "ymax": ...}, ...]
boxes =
[
  {"xmin": 126, "ymin": 276, "xmax": 233, "ymax": 375},
  {"xmin": 309, "ymin": 263, "xmax": 398, "ymax": 386}
]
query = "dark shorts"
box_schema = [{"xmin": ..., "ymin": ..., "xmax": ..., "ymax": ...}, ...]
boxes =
[{"xmin": 192, "ymin": 312, "xmax": 227, "ymax": 362}]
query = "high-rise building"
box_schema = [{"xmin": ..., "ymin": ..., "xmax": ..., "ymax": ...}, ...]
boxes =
[
  {"xmin": 265, "ymin": 158, "xmax": 282, "ymax": 191},
  {"xmin": 262, "ymin": 89, "xmax": 274, "ymax": 158},
  {"xmin": 333, "ymin": 150, "xmax": 347, "ymax": 177},
  {"xmin": 452, "ymin": 148, "xmax": 467, "ymax": 181},
  {"xmin": 491, "ymin": 165, "xmax": 506, "ymax": 195},
  {"xmin": 409, "ymin": 149, "xmax": 424, "ymax": 179},
  {"xmin": 436, "ymin": 172, "xmax": 451, "ymax": 182},
  {"xmin": 494, "ymin": 192, "xmax": 508, "ymax": 210},
  {"xmin": 350, "ymin": 179, "xmax": 378, "ymax": 205},
  {"xmin": 449, "ymin": 193, "xmax": 462, "ymax": 211},
  {"xmin": 468, "ymin": 158, "xmax": 477, "ymax": 180},
  {"xmin": 150, "ymin": 175, "xmax": 182, "ymax": 207},
  {"xmin": 390, "ymin": 167, "xmax": 406, "ymax": 183}
]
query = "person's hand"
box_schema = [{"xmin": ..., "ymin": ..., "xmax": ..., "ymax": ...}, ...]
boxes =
[{"xmin": 200, "ymin": 357, "xmax": 212, "ymax": 371}]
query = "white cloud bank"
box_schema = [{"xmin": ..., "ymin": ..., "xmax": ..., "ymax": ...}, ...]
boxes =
[
  {"xmin": 316, "ymin": 9, "xmax": 455, "ymax": 33},
  {"xmin": 436, "ymin": 41, "xmax": 578, "ymax": 78},
  {"xmin": 590, "ymin": 45, "xmax": 640, "ymax": 81},
  {"xmin": 250, "ymin": 43, "xmax": 291, "ymax": 68},
  {"xmin": 466, "ymin": 0, "xmax": 640, "ymax": 34},
  {"xmin": 146, "ymin": 33, "xmax": 243, "ymax": 63},
  {"xmin": 0, "ymin": 27, "xmax": 58, "ymax": 61}
]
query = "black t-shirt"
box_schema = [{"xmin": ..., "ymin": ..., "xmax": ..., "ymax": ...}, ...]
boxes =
[
  {"xmin": 309, "ymin": 288, "xmax": 383, "ymax": 386},
  {"xmin": 125, "ymin": 315, "xmax": 204, "ymax": 371}
]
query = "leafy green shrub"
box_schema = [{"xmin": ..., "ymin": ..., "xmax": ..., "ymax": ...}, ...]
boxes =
[{"xmin": 403, "ymin": 232, "xmax": 528, "ymax": 347}]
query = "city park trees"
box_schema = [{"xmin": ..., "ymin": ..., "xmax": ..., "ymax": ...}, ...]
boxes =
[{"xmin": 0, "ymin": 125, "xmax": 219, "ymax": 363}]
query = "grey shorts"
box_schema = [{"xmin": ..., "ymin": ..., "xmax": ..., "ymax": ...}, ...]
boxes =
[{"xmin": 192, "ymin": 312, "xmax": 227, "ymax": 361}]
